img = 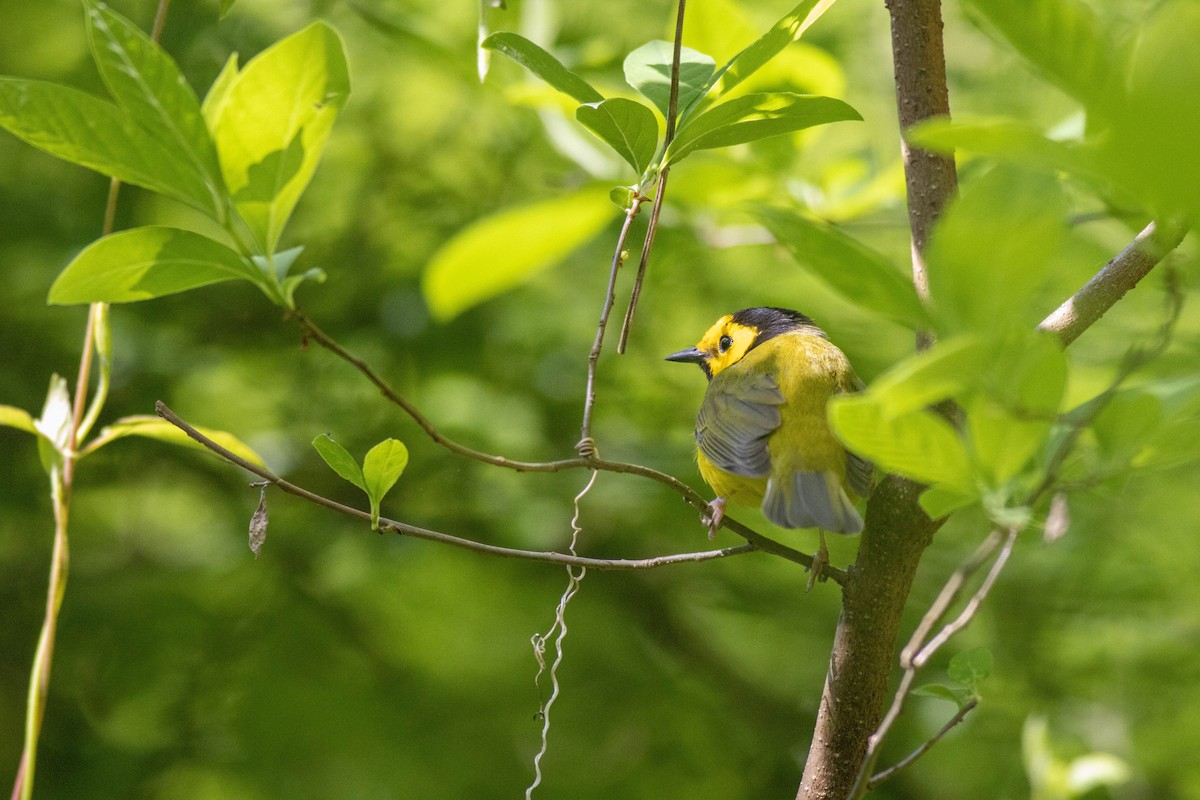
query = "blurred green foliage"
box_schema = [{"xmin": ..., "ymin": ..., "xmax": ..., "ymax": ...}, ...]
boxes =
[{"xmin": 2, "ymin": 0, "xmax": 1199, "ymax": 798}]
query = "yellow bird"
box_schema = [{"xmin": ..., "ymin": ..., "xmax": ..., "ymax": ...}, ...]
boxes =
[{"xmin": 667, "ymin": 307, "xmax": 873, "ymax": 578}]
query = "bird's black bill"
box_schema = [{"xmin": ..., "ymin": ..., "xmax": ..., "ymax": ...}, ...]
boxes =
[{"xmin": 665, "ymin": 346, "xmax": 707, "ymax": 364}]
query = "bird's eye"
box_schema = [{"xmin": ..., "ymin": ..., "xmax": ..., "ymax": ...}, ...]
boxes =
[{"xmin": 718, "ymin": 335, "xmax": 733, "ymax": 353}]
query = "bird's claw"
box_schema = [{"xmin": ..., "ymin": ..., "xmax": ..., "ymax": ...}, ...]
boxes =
[
  {"xmin": 806, "ymin": 531, "xmax": 830, "ymax": 593},
  {"xmin": 701, "ymin": 498, "xmax": 727, "ymax": 541}
]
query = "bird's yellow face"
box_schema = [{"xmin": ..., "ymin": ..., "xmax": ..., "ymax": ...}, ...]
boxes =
[{"xmin": 690, "ymin": 315, "xmax": 760, "ymax": 378}]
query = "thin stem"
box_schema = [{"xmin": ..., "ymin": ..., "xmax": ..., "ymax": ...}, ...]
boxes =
[
  {"xmin": 616, "ymin": 0, "xmax": 686, "ymax": 353},
  {"xmin": 867, "ymin": 699, "xmax": 977, "ymax": 789}
]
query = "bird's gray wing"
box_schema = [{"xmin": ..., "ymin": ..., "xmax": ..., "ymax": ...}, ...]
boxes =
[{"xmin": 695, "ymin": 370, "xmax": 784, "ymax": 478}]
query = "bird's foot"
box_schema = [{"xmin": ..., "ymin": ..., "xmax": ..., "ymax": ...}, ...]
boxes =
[
  {"xmin": 806, "ymin": 530, "xmax": 829, "ymax": 593},
  {"xmin": 701, "ymin": 497, "xmax": 727, "ymax": 541}
]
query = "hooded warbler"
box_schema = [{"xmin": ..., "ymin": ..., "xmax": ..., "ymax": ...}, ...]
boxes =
[{"xmin": 667, "ymin": 307, "xmax": 873, "ymax": 576}]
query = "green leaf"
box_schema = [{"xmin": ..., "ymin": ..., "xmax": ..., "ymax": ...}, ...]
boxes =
[
  {"xmin": 575, "ymin": 98, "xmax": 659, "ymax": 174},
  {"xmin": 0, "ymin": 405, "xmax": 37, "ymax": 435},
  {"xmin": 362, "ymin": 438, "xmax": 408, "ymax": 505},
  {"xmin": 0, "ymin": 79, "xmax": 217, "ymax": 213},
  {"xmin": 79, "ymin": 416, "xmax": 266, "ymax": 466},
  {"xmin": 209, "ymin": 21, "xmax": 350, "ymax": 253},
  {"xmin": 948, "ymin": 646, "xmax": 994, "ymax": 694},
  {"xmin": 865, "ymin": 336, "xmax": 987, "ymax": 417},
  {"xmin": 925, "ymin": 166, "xmax": 1068, "ymax": 335},
  {"xmin": 219, "ymin": 0, "xmax": 238, "ymax": 19},
  {"xmin": 756, "ymin": 207, "xmax": 926, "ymax": 329},
  {"xmin": 622, "ymin": 40, "xmax": 715, "ymax": 119},
  {"xmin": 201, "ymin": 53, "xmax": 240, "ymax": 129},
  {"xmin": 49, "ymin": 226, "xmax": 262, "ymax": 305},
  {"xmin": 85, "ymin": 1, "xmax": 222, "ymax": 215},
  {"xmin": 312, "ymin": 434, "xmax": 366, "ymax": 492},
  {"xmin": 666, "ymin": 93, "xmax": 860, "ymax": 164},
  {"xmin": 919, "ymin": 485, "xmax": 977, "ymax": 519},
  {"xmin": 830, "ymin": 394, "xmax": 973, "ymax": 491},
  {"xmin": 706, "ymin": 0, "xmax": 840, "ymax": 102},
  {"xmin": 482, "ymin": 32, "xmax": 603, "ymax": 104},
  {"xmin": 912, "ymin": 682, "xmax": 973, "ymax": 709},
  {"xmin": 423, "ymin": 186, "xmax": 612, "ymax": 320},
  {"xmin": 961, "ymin": 0, "xmax": 1116, "ymax": 110}
]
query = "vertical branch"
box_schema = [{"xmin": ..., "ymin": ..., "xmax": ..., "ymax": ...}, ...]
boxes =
[{"xmin": 796, "ymin": 1, "xmax": 957, "ymax": 798}]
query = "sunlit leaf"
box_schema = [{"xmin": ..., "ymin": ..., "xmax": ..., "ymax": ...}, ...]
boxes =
[
  {"xmin": 362, "ymin": 438, "xmax": 408, "ymax": 506},
  {"xmin": 0, "ymin": 79, "xmax": 217, "ymax": 213},
  {"xmin": 0, "ymin": 405, "xmax": 37, "ymax": 435},
  {"xmin": 482, "ymin": 32, "xmax": 603, "ymax": 104},
  {"xmin": 423, "ymin": 186, "xmax": 612, "ymax": 320},
  {"xmin": 208, "ymin": 22, "xmax": 350, "ymax": 253},
  {"xmin": 49, "ymin": 226, "xmax": 262, "ymax": 304},
  {"xmin": 85, "ymin": 0, "xmax": 222, "ymax": 214},
  {"xmin": 666, "ymin": 93, "xmax": 859, "ymax": 163},
  {"xmin": 79, "ymin": 416, "xmax": 266, "ymax": 466},
  {"xmin": 622, "ymin": 40, "xmax": 715, "ymax": 119},
  {"xmin": 312, "ymin": 433, "xmax": 366, "ymax": 491},
  {"xmin": 919, "ymin": 485, "xmax": 977, "ymax": 519},
  {"xmin": 756, "ymin": 207, "xmax": 926, "ymax": 329},
  {"xmin": 864, "ymin": 336, "xmax": 986, "ymax": 417},
  {"xmin": 829, "ymin": 394, "xmax": 973, "ymax": 491},
  {"xmin": 575, "ymin": 98, "xmax": 659, "ymax": 174},
  {"xmin": 201, "ymin": 53, "xmax": 240, "ymax": 129}
]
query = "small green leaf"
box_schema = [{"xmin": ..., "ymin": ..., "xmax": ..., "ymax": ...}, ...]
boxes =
[
  {"xmin": 209, "ymin": 21, "xmax": 350, "ymax": 253},
  {"xmin": 80, "ymin": 416, "xmax": 266, "ymax": 466},
  {"xmin": 362, "ymin": 438, "xmax": 408, "ymax": 507},
  {"xmin": 912, "ymin": 682, "xmax": 973, "ymax": 709},
  {"xmin": 85, "ymin": 0, "xmax": 222, "ymax": 215},
  {"xmin": 49, "ymin": 227, "xmax": 262, "ymax": 305},
  {"xmin": 609, "ymin": 185, "xmax": 638, "ymax": 211},
  {"xmin": 0, "ymin": 405, "xmax": 37, "ymax": 435},
  {"xmin": 423, "ymin": 186, "xmax": 612, "ymax": 320},
  {"xmin": 919, "ymin": 485, "xmax": 978, "ymax": 519},
  {"xmin": 622, "ymin": 40, "xmax": 716, "ymax": 119},
  {"xmin": 757, "ymin": 207, "xmax": 926, "ymax": 329},
  {"xmin": 666, "ymin": 93, "xmax": 860, "ymax": 163},
  {"xmin": 948, "ymin": 647, "xmax": 994, "ymax": 694},
  {"xmin": 0, "ymin": 79, "xmax": 216, "ymax": 213},
  {"xmin": 312, "ymin": 434, "xmax": 366, "ymax": 492},
  {"xmin": 482, "ymin": 32, "xmax": 603, "ymax": 104},
  {"xmin": 575, "ymin": 98, "xmax": 659, "ymax": 174},
  {"xmin": 830, "ymin": 394, "xmax": 973, "ymax": 491}
]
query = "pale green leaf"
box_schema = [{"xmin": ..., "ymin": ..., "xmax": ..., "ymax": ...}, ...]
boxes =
[
  {"xmin": 948, "ymin": 647, "xmax": 993, "ymax": 693},
  {"xmin": 622, "ymin": 40, "xmax": 715, "ymax": 119},
  {"xmin": 201, "ymin": 53, "xmax": 240, "ymax": 129},
  {"xmin": 80, "ymin": 416, "xmax": 265, "ymax": 466},
  {"xmin": 0, "ymin": 405, "xmax": 37, "ymax": 435},
  {"xmin": 85, "ymin": 0, "xmax": 222, "ymax": 213},
  {"xmin": 49, "ymin": 226, "xmax": 262, "ymax": 304},
  {"xmin": 865, "ymin": 336, "xmax": 986, "ymax": 417},
  {"xmin": 423, "ymin": 186, "xmax": 612, "ymax": 320},
  {"xmin": 362, "ymin": 438, "xmax": 409, "ymax": 507},
  {"xmin": 919, "ymin": 485, "xmax": 978, "ymax": 519},
  {"xmin": 830, "ymin": 394, "xmax": 973, "ymax": 490},
  {"xmin": 312, "ymin": 434, "xmax": 366, "ymax": 492},
  {"xmin": 912, "ymin": 682, "xmax": 973, "ymax": 709},
  {"xmin": 756, "ymin": 207, "xmax": 926, "ymax": 329},
  {"xmin": 482, "ymin": 32, "xmax": 603, "ymax": 104},
  {"xmin": 575, "ymin": 98, "xmax": 659, "ymax": 174},
  {"xmin": 666, "ymin": 93, "xmax": 859, "ymax": 163},
  {"xmin": 0, "ymin": 79, "xmax": 216, "ymax": 212},
  {"xmin": 209, "ymin": 21, "xmax": 350, "ymax": 253}
]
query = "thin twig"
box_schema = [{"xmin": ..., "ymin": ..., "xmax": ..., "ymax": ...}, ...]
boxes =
[
  {"xmin": 867, "ymin": 699, "xmax": 977, "ymax": 789},
  {"xmin": 287, "ymin": 311, "xmax": 841, "ymax": 580},
  {"xmin": 616, "ymin": 0, "xmax": 686, "ymax": 353},
  {"xmin": 155, "ymin": 401, "xmax": 786, "ymax": 572}
]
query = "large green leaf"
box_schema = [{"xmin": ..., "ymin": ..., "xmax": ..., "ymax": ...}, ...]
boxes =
[
  {"xmin": 208, "ymin": 22, "xmax": 350, "ymax": 253},
  {"xmin": 0, "ymin": 79, "xmax": 216, "ymax": 212},
  {"xmin": 864, "ymin": 336, "xmax": 988, "ymax": 417},
  {"xmin": 622, "ymin": 41, "xmax": 716, "ymax": 119},
  {"xmin": 482, "ymin": 32, "xmax": 603, "ymax": 104},
  {"xmin": 830, "ymin": 394, "xmax": 973, "ymax": 491},
  {"xmin": 575, "ymin": 98, "xmax": 659, "ymax": 174},
  {"xmin": 85, "ymin": 0, "xmax": 222, "ymax": 215},
  {"xmin": 666, "ymin": 93, "xmax": 859, "ymax": 163},
  {"xmin": 925, "ymin": 166, "xmax": 1068, "ymax": 335},
  {"xmin": 756, "ymin": 207, "xmax": 927, "ymax": 329},
  {"xmin": 422, "ymin": 187, "xmax": 612, "ymax": 320},
  {"xmin": 49, "ymin": 226, "xmax": 262, "ymax": 304}
]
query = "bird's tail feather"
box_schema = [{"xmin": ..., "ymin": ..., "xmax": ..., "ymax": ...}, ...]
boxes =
[{"xmin": 762, "ymin": 471, "xmax": 864, "ymax": 534}]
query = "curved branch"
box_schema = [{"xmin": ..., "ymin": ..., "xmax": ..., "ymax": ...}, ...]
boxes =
[
  {"xmin": 153, "ymin": 401, "xmax": 838, "ymax": 575},
  {"xmin": 1038, "ymin": 220, "xmax": 1188, "ymax": 346}
]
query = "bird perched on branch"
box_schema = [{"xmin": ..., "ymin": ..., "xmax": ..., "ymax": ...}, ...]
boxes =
[{"xmin": 667, "ymin": 306, "xmax": 873, "ymax": 585}]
